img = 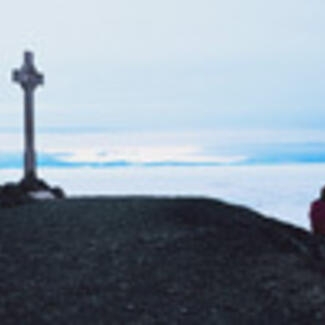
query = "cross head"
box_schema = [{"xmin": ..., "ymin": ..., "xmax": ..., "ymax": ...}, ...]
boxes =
[{"xmin": 13, "ymin": 51, "xmax": 44, "ymax": 91}]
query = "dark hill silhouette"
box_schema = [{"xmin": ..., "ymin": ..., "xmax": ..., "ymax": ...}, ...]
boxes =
[{"xmin": 0, "ymin": 197, "xmax": 324, "ymax": 324}]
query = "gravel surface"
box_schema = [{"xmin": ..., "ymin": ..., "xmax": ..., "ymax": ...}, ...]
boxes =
[{"xmin": 0, "ymin": 197, "xmax": 325, "ymax": 324}]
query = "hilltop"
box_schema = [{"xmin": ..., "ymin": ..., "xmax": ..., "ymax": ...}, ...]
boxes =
[{"xmin": 0, "ymin": 197, "xmax": 325, "ymax": 324}]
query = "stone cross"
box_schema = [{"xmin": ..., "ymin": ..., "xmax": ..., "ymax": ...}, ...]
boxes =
[{"xmin": 12, "ymin": 51, "xmax": 44, "ymax": 183}]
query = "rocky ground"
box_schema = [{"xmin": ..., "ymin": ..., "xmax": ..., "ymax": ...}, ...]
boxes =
[
  {"xmin": 0, "ymin": 197, "xmax": 325, "ymax": 324},
  {"xmin": 0, "ymin": 178, "xmax": 65, "ymax": 208}
]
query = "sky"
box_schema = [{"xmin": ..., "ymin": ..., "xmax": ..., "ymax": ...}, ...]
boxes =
[{"xmin": 0, "ymin": 0, "xmax": 324, "ymax": 132}]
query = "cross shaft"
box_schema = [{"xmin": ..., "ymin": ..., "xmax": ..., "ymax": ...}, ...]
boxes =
[{"xmin": 12, "ymin": 51, "xmax": 44, "ymax": 183}]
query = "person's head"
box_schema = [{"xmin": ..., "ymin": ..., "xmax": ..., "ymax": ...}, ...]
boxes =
[{"xmin": 320, "ymin": 187, "xmax": 325, "ymax": 201}]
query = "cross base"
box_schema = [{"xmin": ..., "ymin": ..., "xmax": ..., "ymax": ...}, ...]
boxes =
[
  {"xmin": 0, "ymin": 178, "xmax": 65, "ymax": 207},
  {"xmin": 20, "ymin": 175, "xmax": 48, "ymax": 192}
]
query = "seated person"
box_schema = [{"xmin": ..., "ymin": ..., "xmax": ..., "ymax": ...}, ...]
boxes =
[{"xmin": 310, "ymin": 187, "xmax": 325, "ymax": 235}]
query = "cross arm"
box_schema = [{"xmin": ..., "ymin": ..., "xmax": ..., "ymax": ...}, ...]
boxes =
[{"xmin": 12, "ymin": 69, "xmax": 44, "ymax": 89}]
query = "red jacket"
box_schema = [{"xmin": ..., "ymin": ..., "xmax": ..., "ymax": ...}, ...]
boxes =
[{"xmin": 310, "ymin": 200, "xmax": 325, "ymax": 235}]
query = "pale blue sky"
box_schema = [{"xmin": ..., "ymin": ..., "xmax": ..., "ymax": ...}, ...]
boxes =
[{"xmin": 0, "ymin": 0, "xmax": 324, "ymax": 131}]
